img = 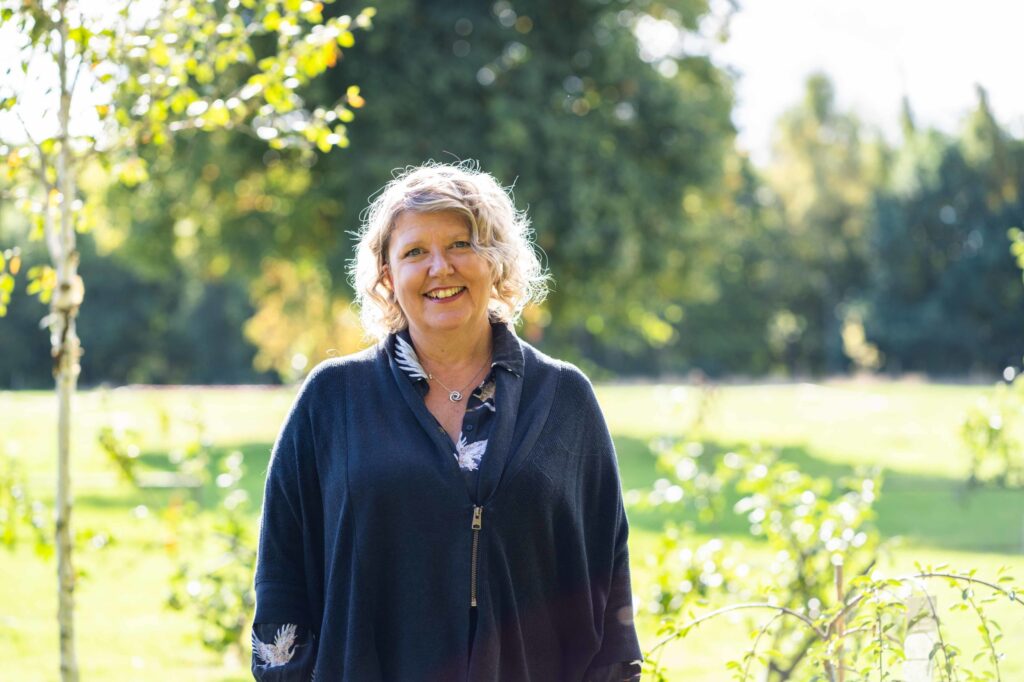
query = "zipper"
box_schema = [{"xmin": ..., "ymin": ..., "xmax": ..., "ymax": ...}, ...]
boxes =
[{"xmin": 470, "ymin": 505, "xmax": 483, "ymax": 607}]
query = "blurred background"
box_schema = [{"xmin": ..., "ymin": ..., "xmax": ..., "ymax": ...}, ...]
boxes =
[{"xmin": 3, "ymin": 0, "xmax": 1022, "ymax": 387}]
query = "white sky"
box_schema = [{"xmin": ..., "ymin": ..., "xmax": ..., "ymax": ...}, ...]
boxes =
[{"xmin": 712, "ymin": 0, "xmax": 1024, "ymax": 164}]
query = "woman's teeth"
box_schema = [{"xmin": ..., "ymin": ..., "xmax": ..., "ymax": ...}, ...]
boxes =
[{"xmin": 425, "ymin": 287, "xmax": 464, "ymax": 300}]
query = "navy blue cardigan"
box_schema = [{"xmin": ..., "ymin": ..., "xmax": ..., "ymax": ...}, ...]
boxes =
[{"xmin": 253, "ymin": 331, "xmax": 642, "ymax": 681}]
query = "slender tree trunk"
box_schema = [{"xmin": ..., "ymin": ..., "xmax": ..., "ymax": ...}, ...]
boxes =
[{"xmin": 52, "ymin": 3, "xmax": 82, "ymax": 679}]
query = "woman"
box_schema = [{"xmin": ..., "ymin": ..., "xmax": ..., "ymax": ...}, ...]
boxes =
[{"xmin": 251, "ymin": 162, "xmax": 642, "ymax": 681}]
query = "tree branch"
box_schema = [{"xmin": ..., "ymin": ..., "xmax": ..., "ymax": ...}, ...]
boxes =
[{"xmin": 647, "ymin": 602, "xmax": 829, "ymax": 661}]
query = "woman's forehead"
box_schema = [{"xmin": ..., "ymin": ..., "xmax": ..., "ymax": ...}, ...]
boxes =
[{"xmin": 391, "ymin": 211, "xmax": 471, "ymax": 242}]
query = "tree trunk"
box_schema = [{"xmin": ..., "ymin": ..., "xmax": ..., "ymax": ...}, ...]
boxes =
[
  {"xmin": 52, "ymin": 2, "xmax": 82, "ymax": 678},
  {"xmin": 55, "ymin": 333, "xmax": 80, "ymax": 682}
]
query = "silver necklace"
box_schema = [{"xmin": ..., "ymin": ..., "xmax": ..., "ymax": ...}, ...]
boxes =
[{"xmin": 428, "ymin": 359, "xmax": 491, "ymax": 402}]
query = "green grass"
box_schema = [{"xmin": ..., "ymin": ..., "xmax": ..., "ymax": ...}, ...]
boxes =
[{"xmin": 1, "ymin": 380, "xmax": 1023, "ymax": 680}]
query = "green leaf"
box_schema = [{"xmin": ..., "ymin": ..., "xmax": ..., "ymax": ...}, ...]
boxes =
[{"xmin": 68, "ymin": 25, "xmax": 91, "ymax": 50}]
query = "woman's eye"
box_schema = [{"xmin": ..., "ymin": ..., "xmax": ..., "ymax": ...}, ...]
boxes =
[
  {"xmin": 452, "ymin": 240, "xmax": 472, "ymax": 249},
  {"xmin": 404, "ymin": 247, "xmax": 424, "ymax": 258}
]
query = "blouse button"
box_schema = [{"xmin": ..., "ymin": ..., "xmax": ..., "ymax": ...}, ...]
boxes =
[{"xmin": 464, "ymin": 424, "xmax": 474, "ymax": 432}]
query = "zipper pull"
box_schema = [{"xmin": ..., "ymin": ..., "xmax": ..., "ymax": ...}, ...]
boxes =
[{"xmin": 472, "ymin": 505, "xmax": 483, "ymax": 530}]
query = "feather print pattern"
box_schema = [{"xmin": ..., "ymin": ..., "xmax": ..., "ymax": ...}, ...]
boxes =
[
  {"xmin": 455, "ymin": 436, "xmax": 487, "ymax": 471},
  {"xmin": 252, "ymin": 623, "xmax": 299, "ymax": 667},
  {"xmin": 395, "ymin": 335, "xmax": 429, "ymax": 381}
]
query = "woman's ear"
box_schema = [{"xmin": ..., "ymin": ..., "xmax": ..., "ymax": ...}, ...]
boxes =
[{"xmin": 381, "ymin": 264, "xmax": 393, "ymax": 292}]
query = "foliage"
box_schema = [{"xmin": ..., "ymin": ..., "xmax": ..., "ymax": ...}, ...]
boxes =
[
  {"xmin": 96, "ymin": 397, "xmax": 258, "ymax": 655},
  {"xmin": 760, "ymin": 74, "xmax": 886, "ymax": 375},
  {"xmin": 640, "ymin": 385, "xmax": 1024, "ymax": 680},
  {"xmin": 0, "ymin": 442, "xmax": 52, "ymax": 557},
  {"xmin": 957, "ymin": 225, "xmax": 1024, "ymax": 490},
  {"xmin": 646, "ymin": 563, "xmax": 1024, "ymax": 682},
  {"xmin": 70, "ymin": 0, "xmax": 737, "ymax": 377},
  {"xmin": 961, "ymin": 374, "xmax": 1024, "ymax": 488},
  {"xmin": 863, "ymin": 89, "xmax": 1024, "ymax": 376},
  {"xmin": 243, "ymin": 257, "xmax": 365, "ymax": 380},
  {"xmin": 165, "ymin": 448, "xmax": 256, "ymax": 655},
  {"xmin": 3, "ymin": 13, "xmax": 1024, "ymax": 385},
  {"xmin": 0, "ymin": 0, "xmax": 373, "ymax": 308},
  {"xmin": 642, "ymin": 436, "xmax": 883, "ymax": 679}
]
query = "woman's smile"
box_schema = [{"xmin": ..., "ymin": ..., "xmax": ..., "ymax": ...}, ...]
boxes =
[{"xmin": 424, "ymin": 286, "xmax": 467, "ymax": 301}]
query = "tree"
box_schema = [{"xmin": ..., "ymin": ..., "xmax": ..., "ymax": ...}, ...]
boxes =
[
  {"xmin": 0, "ymin": 1, "xmax": 373, "ymax": 678},
  {"xmin": 864, "ymin": 88, "xmax": 1024, "ymax": 374},
  {"xmin": 764, "ymin": 74, "xmax": 886, "ymax": 374},
  {"xmin": 99, "ymin": 0, "xmax": 737, "ymax": 377}
]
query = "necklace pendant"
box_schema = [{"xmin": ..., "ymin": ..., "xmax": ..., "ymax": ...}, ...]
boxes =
[{"xmin": 449, "ymin": 390, "xmax": 463, "ymax": 402}]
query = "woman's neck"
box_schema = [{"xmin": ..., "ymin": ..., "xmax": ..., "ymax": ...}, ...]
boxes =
[{"xmin": 407, "ymin": 320, "xmax": 493, "ymax": 374}]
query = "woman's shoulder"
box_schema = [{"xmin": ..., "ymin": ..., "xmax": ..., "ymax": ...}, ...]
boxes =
[
  {"xmin": 519, "ymin": 339, "xmax": 597, "ymax": 401},
  {"xmin": 296, "ymin": 344, "xmax": 385, "ymax": 397}
]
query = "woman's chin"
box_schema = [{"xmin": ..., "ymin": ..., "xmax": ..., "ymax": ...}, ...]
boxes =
[{"xmin": 413, "ymin": 312, "xmax": 489, "ymax": 337}]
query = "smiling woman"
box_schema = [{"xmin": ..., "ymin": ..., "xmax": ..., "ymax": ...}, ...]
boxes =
[
  {"xmin": 353, "ymin": 161, "xmax": 547, "ymax": 342},
  {"xmin": 250, "ymin": 161, "xmax": 643, "ymax": 682}
]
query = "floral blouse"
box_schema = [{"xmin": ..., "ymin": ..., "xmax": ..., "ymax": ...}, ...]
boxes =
[{"xmin": 252, "ymin": 325, "xmax": 642, "ymax": 682}]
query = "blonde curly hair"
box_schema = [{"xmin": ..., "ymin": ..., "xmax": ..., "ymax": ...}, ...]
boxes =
[{"xmin": 350, "ymin": 161, "xmax": 548, "ymax": 341}]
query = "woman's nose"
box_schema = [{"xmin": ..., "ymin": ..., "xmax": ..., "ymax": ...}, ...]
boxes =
[{"xmin": 428, "ymin": 250, "xmax": 455, "ymax": 276}]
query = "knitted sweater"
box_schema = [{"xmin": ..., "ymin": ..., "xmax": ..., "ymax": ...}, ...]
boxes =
[{"xmin": 252, "ymin": 328, "xmax": 642, "ymax": 681}]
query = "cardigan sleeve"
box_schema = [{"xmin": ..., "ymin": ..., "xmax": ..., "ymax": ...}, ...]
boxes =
[
  {"xmin": 574, "ymin": 370, "xmax": 644, "ymax": 673},
  {"xmin": 252, "ymin": 377, "xmax": 320, "ymax": 678}
]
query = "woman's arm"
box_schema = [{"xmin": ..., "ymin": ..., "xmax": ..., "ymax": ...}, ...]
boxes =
[
  {"xmin": 575, "ymin": 371, "xmax": 644, "ymax": 675},
  {"xmin": 251, "ymin": 377, "xmax": 321, "ymax": 680}
]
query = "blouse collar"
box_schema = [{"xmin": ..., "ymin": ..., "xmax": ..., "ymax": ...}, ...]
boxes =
[{"xmin": 388, "ymin": 322, "xmax": 524, "ymax": 384}]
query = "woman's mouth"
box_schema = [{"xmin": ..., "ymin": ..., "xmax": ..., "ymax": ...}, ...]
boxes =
[{"xmin": 424, "ymin": 286, "xmax": 466, "ymax": 301}]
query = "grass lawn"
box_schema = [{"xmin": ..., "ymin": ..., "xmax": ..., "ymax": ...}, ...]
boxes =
[{"xmin": 1, "ymin": 379, "xmax": 1022, "ymax": 680}]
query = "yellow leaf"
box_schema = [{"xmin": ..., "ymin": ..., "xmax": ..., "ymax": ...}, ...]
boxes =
[
  {"xmin": 150, "ymin": 41, "xmax": 169, "ymax": 67},
  {"xmin": 337, "ymin": 30, "xmax": 354, "ymax": 48},
  {"xmin": 9, "ymin": 255, "xmax": 21, "ymax": 275},
  {"xmin": 345, "ymin": 86, "xmax": 365, "ymax": 108},
  {"xmin": 206, "ymin": 100, "xmax": 230, "ymax": 127},
  {"xmin": 196, "ymin": 64, "xmax": 214, "ymax": 84},
  {"xmin": 263, "ymin": 10, "xmax": 281, "ymax": 32},
  {"xmin": 316, "ymin": 128, "xmax": 332, "ymax": 153}
]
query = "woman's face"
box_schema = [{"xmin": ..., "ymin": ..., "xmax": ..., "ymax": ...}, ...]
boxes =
[{"xmin": 384, "ymin": 210, "xmax": 493, "ymax": 340}]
